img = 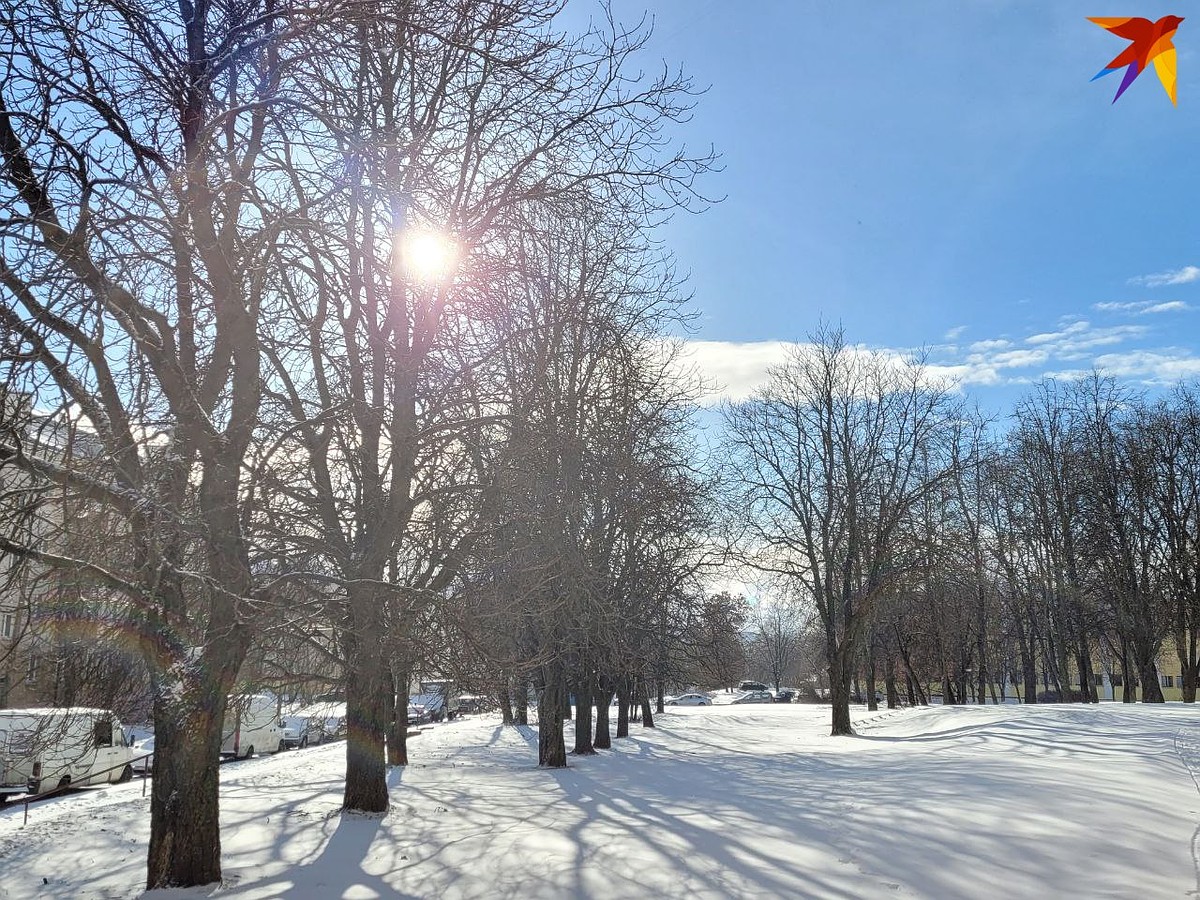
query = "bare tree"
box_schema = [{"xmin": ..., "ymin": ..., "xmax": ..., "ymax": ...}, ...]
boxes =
[
  {"xmin": 723, "ymin": 326, "xmax": 960, "ymax": 735},
  {"xmin": 0, "ymin": 0, "xmax": 334, "ymax": 884},
  {"xmin": 748, "ymin": 600, "xmax": 804, "ymax": 692}
]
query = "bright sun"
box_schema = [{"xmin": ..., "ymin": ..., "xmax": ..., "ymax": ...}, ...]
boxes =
[{"xmin": 401, "ymin": 230, "xmax": 458, "ymax": 283}]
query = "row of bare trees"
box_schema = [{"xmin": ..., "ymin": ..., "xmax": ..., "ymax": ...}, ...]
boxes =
[
  {"xmin": 0, "ymin": 0, "xmax": 716, "ymax": 889},
  {"xmin": 723, "ymin": 330, "xmax": 1200, "ymax": 735}
]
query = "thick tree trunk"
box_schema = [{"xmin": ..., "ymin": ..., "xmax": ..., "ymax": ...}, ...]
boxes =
[
  {"xmin": 656, "ymin": 680, "xmax": 664, "ymax": 715},
  {"xmin": 1021, "ymin": 647, "xmax": 1038, "ymax": 704},
  {"xmin": 1139, "ymin": 660, "xmax": 1165, "ymax": 703},
  {"xmin": 594, "ymin": 681, "xmax": 613, "ymax": 749},
  {"xmin": 573, "ymin": 674, "xmax": 595, "ymax": 755},
  {"xmin": 1182, "ymin": 664, "xmax": 1198, "ymax": 704},
  {"xmin": 829, "ymin": 662, "xmax": 853, "ymax": 736},
  {"xmin": 538, "ymin": 663, "xmax": 567, "ymax": 767},
  {"xmin": 884, "ymin": 661, "xmax": 898, "ymax": 709},
  {"xmin": 1120, "ymin": 646, "xmax": 1136, "ymax": 702},
  {"xmin": 827, "ymin": 642, "xmax": 855, "ymax": 736},
  {"xmin": 343, "ymin": 601, "xmax": 388, "ymax": 812},
  {"xmin": 146, "ymin": 685, "xmax": 230, "ymax": 889},
  {"xmin": 616, "ymin": 678, "xmax": 630, "ymax": 738}
]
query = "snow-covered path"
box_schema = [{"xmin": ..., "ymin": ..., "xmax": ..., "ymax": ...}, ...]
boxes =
[{"xmin": 1, "ymin": 703, "xmax": 1197, "ymax": 899}]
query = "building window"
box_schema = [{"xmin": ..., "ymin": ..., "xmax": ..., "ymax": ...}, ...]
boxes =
[
  {"xmin": 25, "ymin": 654, "xmax": 38, "ymax": 684},
  {"xmin": 1111, "ymin": 674, "xmax": 1123, "ymax": 686},
  {"xmin": 1, "ymin": 614, "xmax": 12, "ymax": 639},
  {"xmin": 1163, "ymin": 675, "xmax": 1175, "ymax": 689}
]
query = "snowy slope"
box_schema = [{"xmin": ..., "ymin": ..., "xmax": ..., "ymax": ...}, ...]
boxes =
[{"xmin": 1, "ymin": 703, "xmax": 1197, "ymax": 899}]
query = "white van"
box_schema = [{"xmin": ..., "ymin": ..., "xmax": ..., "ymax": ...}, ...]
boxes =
[
  {"xmin": 221, "ymin": 694, "xmax": 283, "ymax": 759},
  {"xmin": 0, "ymin": 708, "xmax": 135, "ymax": 801}
]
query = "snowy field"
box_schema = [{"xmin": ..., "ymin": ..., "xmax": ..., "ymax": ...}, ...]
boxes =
[{"xmin": 2, "ymin": 703, "xmax": 1198, "ymax": 899}]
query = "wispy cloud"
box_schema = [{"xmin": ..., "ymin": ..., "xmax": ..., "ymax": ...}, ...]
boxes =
[
  {"xmin": 1093, "ymin": 300, "xmax": 1192, "ymax": 315},
  {"xmin": 1129, "ymin": 265, "xmax": 1200, "ymax": 288},
  {"xmin": 1023, "ymin": 320, "xmax": 1148, "ymax": 358},
  {"xmin": 944, "ymin": 325, "xmax": 967, "ymax": 341}
]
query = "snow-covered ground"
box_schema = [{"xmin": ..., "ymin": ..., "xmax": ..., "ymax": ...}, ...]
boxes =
[{"xmin": 2, "ymin": 703, "xmax": 1198, "ymax": 899}]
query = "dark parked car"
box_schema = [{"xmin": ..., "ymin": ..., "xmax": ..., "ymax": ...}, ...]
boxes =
[
  {"xmin": 737, "ymin": 680, "xmax": 771, "ymax": 692},
  {"xmin": 774, "ymin": 689, "xmax": 796, "ymax": 703},
  {"xmin": 732, "ymin": 690, "xmax": 775, "ymax": 704}
]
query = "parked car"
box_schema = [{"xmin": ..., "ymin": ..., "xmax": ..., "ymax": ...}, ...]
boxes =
[
  {"xmin": 665, "ymin": 693, "xmax": 712, "ymax": 706},
  {"xmin": 221, "ymin": 694, "xmax": 283, "ymax": 759},
  {"xmin": 410, "ymin": 679, "xmax": 460, "ymax": 723},
  {"xmin": 0, "ymin": 708, "xmax": 136, "ymax": 800},
  {"xmin": 456, "ymin": 694, "xmax": 491, "ymax": 715},
  {"xmin": 407, "ymin": 704, "xmax": 432, "ymax": 726},
  {"xmin": 774, "ymin": 689, "xmax": 796, "ymax": 703},
  {"xmin": 737, "ymin": 680, "xmax": 771, "ymax": 692},
  {"xmin": 131, "ymin": 736, "xmax": 155, "ymax": 773},
  {"xmin": 293, "ymin": 701, "xmax": 346, "ymax": 741},
  {"xmin": 732, "ymin": 690, "xmax": 775, "ymax": 704}
]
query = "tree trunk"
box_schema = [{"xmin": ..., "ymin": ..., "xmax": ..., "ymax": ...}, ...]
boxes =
[
  {"xmin": 538, "ymin": 663, "xmax": 567, "ymax": 767},
  {"xmin": 1176, "ymin": 633, "xmax": 1198, "ymax": 703},
  {"xmin": 146, "ymin": 686, "xmax": 229, "ymax": 889},
  {"xmin": 1139, "ymin": 659, "xmax": 1165, "ymax": 703},
  {"xmin": 1182, "ymin": 662, "xmax": 1198, "ymax": 704},
  {"xmin": 1021, "ymin": 645, "xmax": 1038, "ymax": 704},
  {"xmin": 639, "ymin": 680, "xmax": 655, "ymax": 727},
  {"xmin": 1120, "ymin": 645, "xmax": 1136, "ymax": 702},
  {"xmin": 499, "ymin": 679, "xmax": 515, "ymax": 726},
  {"xmin": 343, "ymin": 600, "xmax": 388, "ymax": 812},
  {"xmin": 942, "ymin": 673, "xmax": 956, "ymax": 705},
  {"xmin": 515, "ymin": 678, "xmax": 529, "ymax": 726},
  {"xmin": 1076, "ymin": 639, "xmax": 1097, "ymax": 703},
  {"xmin": 656, "ymin": 680, "xmax": 664, "ymax": 715},
  {"xmin": 616, "ymin": 678, "xmax": 630, "ymax": 738},
  {"xmin": 866, "ymin": 645, "xmax": 878, "ymax": 712},
  {"xmin": 884, "ymin": 660, "xmax": 898, "ymax": 709},
  {"xmin": 573, "ymin": 673, "xmax": 595, "ymax": 755},
  {"xmin": 828, "ymin": 655, "xmax": 854, "ymax": 736},
  {"xmin": 594, "ymin": 680, "xmax": 613, "ymax": 750}
]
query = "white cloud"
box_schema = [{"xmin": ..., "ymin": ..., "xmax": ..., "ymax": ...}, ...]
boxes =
[
  {"xmin": 1093, "ymin": 300, "xmax": 1192, "ymax": 315},
  {"xmin": 969, "ymin": 339, "xmax": 1012, "ymax": 352},
  {"xmin": 1023, "ymin": 320, "xmax": 1148, "ymax": 357},
  {"xmin": 1090, "ymin": 350, "xmax": 1200, "ymax": 384},
  {"xmin": 681, "ymin": 312, "xmax": 1193, "ymax": 405},
  {"xmin": 944, "ymin": 325, "xmax": 967, "ymax": 341},
  {"xmin": 1129, "ymin": 265, "xmax": 1200, "ymax": 287},
  {"xmin": 1142, "ymin": 301, "xmax": 1191, "ymax": 314},
  {"xmin": 680, "ymin": 340, "xmax": 795, "ymax": 404}
]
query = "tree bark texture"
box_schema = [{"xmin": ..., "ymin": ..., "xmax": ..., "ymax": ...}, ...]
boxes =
[
  {"xmin": 343, "ymin": 593, "xmax": 389, "ymax": 812},
  {"xmin": 538, "ymin": 663, "xmax": 567, "ymax": 767},
  {"xmin": 594, "ymin": 681, "xmax": 613, "ymax": 749},
  {"xmin": 572, "ymin": 674, "xmax": 595, "ymax": 755}
]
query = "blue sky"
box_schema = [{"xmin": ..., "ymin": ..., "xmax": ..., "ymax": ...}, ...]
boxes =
[{"xmin": 568, "ymin": 1, "xmax": 1200, "ymax": 408}]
